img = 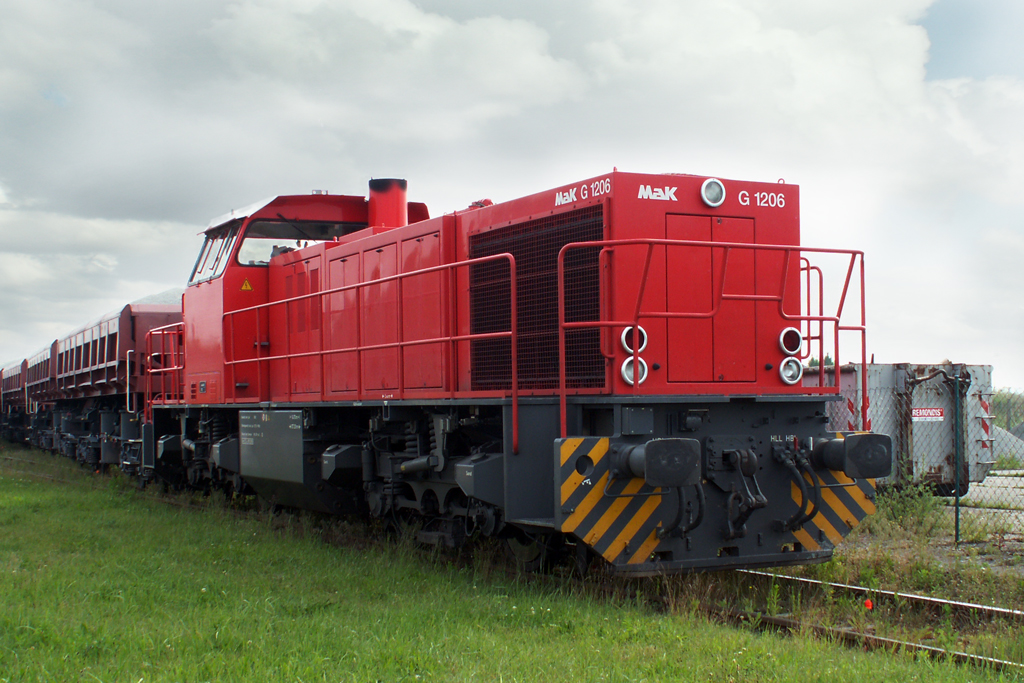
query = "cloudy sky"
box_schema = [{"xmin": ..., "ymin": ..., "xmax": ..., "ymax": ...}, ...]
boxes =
[{"xmin": 1, "ymin": 0, "xmax": 1022, "ymax": 386}]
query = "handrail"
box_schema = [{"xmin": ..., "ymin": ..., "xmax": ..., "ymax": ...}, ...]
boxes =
[
  {"xmin": 221, "ymin": 253, "xmax": 521, "ymax": 453},
  {"xmin": 557, "ymin": 238, "xmax": 870, "ymax": 438},
  {"xmin": 800, "ymin": 257, "xmax": 825, "ymax": 386},
  {"xmin": 144, "ymin": 322, "xmax": 186, "ymax": 422}
]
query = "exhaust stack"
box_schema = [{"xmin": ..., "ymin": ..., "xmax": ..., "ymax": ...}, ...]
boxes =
[{"xmin": 368, "ymin": 178, "xmax": 408, "ymax": 229}]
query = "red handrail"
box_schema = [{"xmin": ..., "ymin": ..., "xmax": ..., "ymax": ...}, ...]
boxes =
[
  {"xmin": 800, "ymin": 257, "xmax": 825, "ymax": 386},
  {"xmin": 221, "ymin": 253, "xmax": 521, "ymax": 453},
  {"xmin": 557, "ymin": 238, "xmax": 870, "ymax": 438},
  {"xmin": 144, "ymin": 322, "xmax": 185, "ymax": 422}
]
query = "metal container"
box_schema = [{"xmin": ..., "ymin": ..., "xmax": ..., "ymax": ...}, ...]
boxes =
[{"xmin": 806, "ymin": 363, "xmax": 994, "ymax": 494}]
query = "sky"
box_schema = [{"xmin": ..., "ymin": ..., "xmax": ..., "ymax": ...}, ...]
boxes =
[{"xmin": 0, "ymin": 0, "xmax": 1022, "ymax": 387}]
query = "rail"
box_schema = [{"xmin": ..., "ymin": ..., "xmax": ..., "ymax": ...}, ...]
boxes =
[
  {"xmin": 557, "ymin": 239, "xmax": 869, "ymax": 438},
  {"xmin": 729, "ymin": 569, "xmax": 1024, "ymax": 672},
  {"xmin": 221, "ymin": 253, "xmax": 521, "ymax": 453}
]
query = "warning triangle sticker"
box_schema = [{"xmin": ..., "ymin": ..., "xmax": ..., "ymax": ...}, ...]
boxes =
[{"xmin": 240, "ymin": 279, "xmax": 253, "ymax": 291}]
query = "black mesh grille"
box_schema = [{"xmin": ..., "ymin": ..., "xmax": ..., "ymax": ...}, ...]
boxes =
[{"xmin": 469, "ymin": 205, "xmax": 604, "ymax": 390}]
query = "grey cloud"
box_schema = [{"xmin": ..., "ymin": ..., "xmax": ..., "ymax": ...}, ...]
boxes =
[{"xmin": 0, "ymin": 208, "xmax": 199, "ymax": 363}]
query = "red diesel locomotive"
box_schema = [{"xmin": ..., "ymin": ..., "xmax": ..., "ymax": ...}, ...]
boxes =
[{"xmin": 3, "ymin": 171, "xmax": 891, "ymax": 574}]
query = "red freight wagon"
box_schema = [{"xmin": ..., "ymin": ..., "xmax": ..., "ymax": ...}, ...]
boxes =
[
  {"xmin": 22, "ymin": 343, "xmax": 58, "ymax": 449},
  {"xmin": 2, "ymin": 297, "xmax": 183, "ymax": 460},
  {"xmin": 38, "ymin": 301, "xmax": 182, "ymax": 467},
  {"xmin": 141, "ymin": 171, "xmax": 890, "ymax": 575},
  {"xmin": 26, "ymin": 343, "xmax": 57, "ymax": 402},
  {"xmin": 54, "ymin": 303, "xmax": 181, "ymax": 399},
  {"xmin": 0, "ymin": 359, "xmax": 28, "ymax": 443}
]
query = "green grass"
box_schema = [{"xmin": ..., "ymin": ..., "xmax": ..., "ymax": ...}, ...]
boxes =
[
  {"xmin": 0, "ymin": 446, "xmax": 1011, "ymax": 682},
  {"xmin": 859, "ymin": 484, "xmax": 948, "ymax": 540}
]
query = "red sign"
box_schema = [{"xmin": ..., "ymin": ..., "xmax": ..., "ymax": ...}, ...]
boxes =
[{"xmin": 912, "ymin": 407, "xmax": 945, "ymax": 422}]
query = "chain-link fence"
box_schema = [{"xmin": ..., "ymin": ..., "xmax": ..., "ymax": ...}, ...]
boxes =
[
  {"xmin": 969, "ymin": 387, "xmax": 1024, "ymax": 537},
  {"xmin": 817, "ymin": 364, "xmax": 1024, "ymax": 546}
]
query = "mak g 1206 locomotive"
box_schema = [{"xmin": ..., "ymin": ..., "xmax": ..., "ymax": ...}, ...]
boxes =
[{"xmin": 3, "ymin": 170, "xmax": 891, "ymax": 575}]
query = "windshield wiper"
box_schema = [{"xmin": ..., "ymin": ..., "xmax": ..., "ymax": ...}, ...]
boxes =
[{"xmin": 276, "ymin": 213, "xmax": 316, "ymax": 241}]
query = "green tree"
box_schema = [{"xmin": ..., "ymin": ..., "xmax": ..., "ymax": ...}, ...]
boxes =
[
  {"xmin": 808, "ymin": 353, "xmax": 833, "ymax": 368},
  {"xmin": 991, "ymin": 389, "xmax": 1024, "ymax": 430}
]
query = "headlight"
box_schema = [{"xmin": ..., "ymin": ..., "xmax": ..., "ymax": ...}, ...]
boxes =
[
  {"xmin": 700, "ymin": 178, "xmax": 726, "ymax": 207},
  {"xmin": 621, "ymin": 357, "xmax": 649, "ymax": 386},
  {"xmin": 778, "ymin": 327, "xmax": 803, "ymax": 356},
  {"xmin": 620, "ymin": 326, "xmax": 648, "ymax": 354},
  {"xmin": 779, "ymin": 357, "xmax": 803, "ymax": 385}
]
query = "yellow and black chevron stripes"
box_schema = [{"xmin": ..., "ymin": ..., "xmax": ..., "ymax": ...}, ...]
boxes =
[
  {"xmin": 790, "ymin": 470, "xmax": 876, "ymax": 552},
  {"xmin": 557, "ymin": 437, "xmax": 664, "ymax": 566}
]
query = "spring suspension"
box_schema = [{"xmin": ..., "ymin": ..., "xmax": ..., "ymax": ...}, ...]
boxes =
[
  {"xmin": 404, "ymin": 422, "xmax": 420, "ymax": 456},
  {"xmin": 209, "ymin": 415, "xmax": 228, "ymax": 442},
  {"xmin": 397, "ymin": 418, "xmax": 441, "ymax": 475}
]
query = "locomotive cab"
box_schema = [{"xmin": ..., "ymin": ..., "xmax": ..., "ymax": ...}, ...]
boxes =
[{"xmin": 181, "ymin": 189, "xmax": 429, "ymax": 406}]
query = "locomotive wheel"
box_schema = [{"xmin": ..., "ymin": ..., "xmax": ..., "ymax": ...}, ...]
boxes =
[
  {"xmin": 506, "ymin": 535, "xmax": 544, "ymax": 572},
  {"xmin": 571, "ymin": 541, "xmax": 593, "ymax": 579},
  {"xmin": 257, "ymin": 495, "xmax": 280, "ymax": 516},
  {"xmin": 385, "ymin": 510, "xmax": 422, "ymax": 542},
  {"xmin": 505, "ymin": 532, "xmax": 564, "ymax": 573}
]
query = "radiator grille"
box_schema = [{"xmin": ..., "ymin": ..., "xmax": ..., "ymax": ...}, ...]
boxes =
[{"xmin": 469, "ymin": 205, "xmax": 605, "ymax": 390}]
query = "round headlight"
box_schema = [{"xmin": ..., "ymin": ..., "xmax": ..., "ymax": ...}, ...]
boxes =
[
  {"xmin": 700, "ymin": 178, "xmax": 726, "ymax": 207},
  {"xmin": 778, "ymin": 327, "xmax": 803, "ymax": 356},
  {"xmin": 779, "ymin": 357, "xmax": 804, "ymax": 385},
  {"xmin": 620, "ymin": 326, "xmax": 648, "ymax": 354},
  {"xmin": 620, "ymin": 357, "xmax": 649, "ymax": 386}
]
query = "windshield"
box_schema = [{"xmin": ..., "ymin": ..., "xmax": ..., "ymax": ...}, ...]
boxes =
[
  {"xmin": 189, "ymin": 221, "xmax": 241, "ymax": 285},
  {"xmin": 235, "ymin": 220, "xmax": 363, "ymax": 266}
]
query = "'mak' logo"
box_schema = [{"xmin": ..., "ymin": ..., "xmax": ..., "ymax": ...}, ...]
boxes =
[
  {"xmin": 637, "ymin": 185, "xmax": 677, "ymax": 201},
  {"xmin": 554, "ymin": 188, "xmax": 577, "ymax": 206}
]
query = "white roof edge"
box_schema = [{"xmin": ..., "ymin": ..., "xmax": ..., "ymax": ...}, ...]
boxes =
[
  {"xmin": 206, "ymin": 196, "xmax": 277, "ymax": 230},
  {"xmin": 129, "ymin": 288, "xmax": 186, "ymax": 307}
]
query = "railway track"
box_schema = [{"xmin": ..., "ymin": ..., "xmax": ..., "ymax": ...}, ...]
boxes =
[
  {"xmin": 708, "ymin": 605, "xmax": 1023, "ymax": 673},
  {"xmin": 740, "ymin": 569, "xmax": 1024, "ymax": 626},
  {"xmin": 4, "ymin": 448, "xmax": 1024, "ymax": 672},
  {"xmin": 715, "ymin": 569, "xmax": 1024, "ymax": 673}
]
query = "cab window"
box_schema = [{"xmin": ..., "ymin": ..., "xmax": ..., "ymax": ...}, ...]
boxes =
[
  {"xmin": 235, "ymin": 220, "xmax": 363, "ymax": 266},
  {"xmin": 189, "ymin": 222, "xmax": 241, "ymax": 285}
]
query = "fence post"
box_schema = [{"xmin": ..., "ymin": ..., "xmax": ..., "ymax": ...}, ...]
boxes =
[{"xmin": 954, "ymin": 375, "xmax": 962, "ymax": 545}]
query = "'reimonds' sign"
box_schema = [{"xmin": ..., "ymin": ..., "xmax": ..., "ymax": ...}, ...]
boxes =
[{"xmin": 912, "ymin": 407, "xmax": 945, "ymax": 422}]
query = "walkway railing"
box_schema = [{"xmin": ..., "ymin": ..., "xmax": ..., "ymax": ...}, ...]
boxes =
[
  {"xmin": 220, "ymin": 253, "xmax": 521, "ymax": 452},
  {"xmin": 145, "ymin": 322, "xmax": 185, "ymax": 422},
  {"xmin": 557, "ymin": 239, "xmax": 869, "ymax": 438}
]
